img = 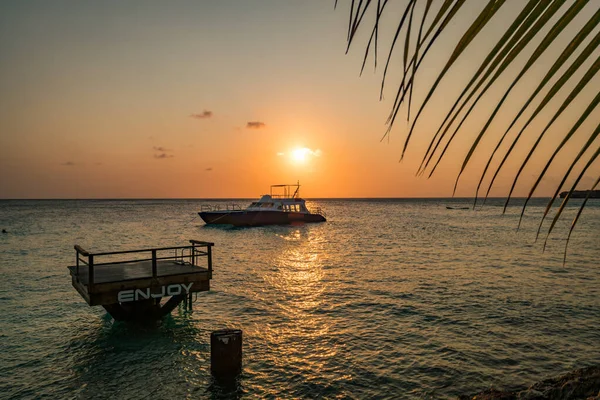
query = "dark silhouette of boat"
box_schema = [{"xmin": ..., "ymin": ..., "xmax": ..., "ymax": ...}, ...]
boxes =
[
  {"xmin": 559, "ymin": 190, "xmax": 600, "ymax": 199},
  {"xmin": 199, "ymin": 183, "xmax": 326, "ymax": 227},
  {"xmin": 446, "ymin": 206, "xmax": 470, "ymax": 210}
]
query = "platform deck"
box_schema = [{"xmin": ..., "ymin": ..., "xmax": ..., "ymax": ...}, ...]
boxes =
[
  {"xmin": 70, "ymin": 240, "xmax": 214, "ymax": 309},
  {"xmin": 68, "ymin": 260, "xmax": 207, "ymax": 285}
]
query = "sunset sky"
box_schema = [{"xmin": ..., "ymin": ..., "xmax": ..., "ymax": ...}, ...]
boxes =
[{"xmin": 1, "ymin": 1, "xmax": 598, "ymax": 199}]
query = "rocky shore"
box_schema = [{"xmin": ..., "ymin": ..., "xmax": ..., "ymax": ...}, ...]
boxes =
[{"xmin": 458, "ymin": 366, "xmax": 600, "ymax": 400}]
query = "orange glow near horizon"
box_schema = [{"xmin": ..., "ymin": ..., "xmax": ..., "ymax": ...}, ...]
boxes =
[{"xmin": 0, "ymin": 2, "xmax": 597, "ymax": 199}]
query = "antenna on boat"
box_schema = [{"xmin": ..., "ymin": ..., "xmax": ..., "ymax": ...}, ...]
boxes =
[{"xmin": 293, "ymin": 180, "xmax": 300, "ymax": 198}]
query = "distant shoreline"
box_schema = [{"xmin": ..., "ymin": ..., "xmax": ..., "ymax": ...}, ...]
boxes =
[{"xmin": 559, "ymin": 190, "xmax": 600, "ymax": 199}]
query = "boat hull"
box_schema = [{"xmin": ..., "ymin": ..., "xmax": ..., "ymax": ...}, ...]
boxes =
[{"xmin": 199, "ymin": 210, "xmax": 326, "ymax": 226}]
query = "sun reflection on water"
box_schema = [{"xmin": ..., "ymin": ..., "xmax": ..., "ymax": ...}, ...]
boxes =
[
  {"xmin": 260, "ymin": 228, "xmax": 338, "ymax": 379},
  {"xmin": 268, "ymin": 229, "xmax": 326, "ymax": 311}
]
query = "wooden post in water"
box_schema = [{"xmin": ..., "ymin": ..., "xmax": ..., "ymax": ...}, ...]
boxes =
[{"xmin": 211, "ymin": 329, "xmax": 243, "ymax": 377}]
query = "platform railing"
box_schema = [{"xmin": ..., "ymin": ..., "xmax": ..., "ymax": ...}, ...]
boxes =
[{"xmin": 74, "ymin": 240, "xmax": 214, "ymax": 291}]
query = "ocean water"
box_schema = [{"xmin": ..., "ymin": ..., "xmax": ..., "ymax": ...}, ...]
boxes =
[{"xmin": 0, "ymin": 198, "xmax": 598, "ymax": 399}]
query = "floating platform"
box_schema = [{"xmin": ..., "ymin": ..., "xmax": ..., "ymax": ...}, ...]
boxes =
[{"xmin": 69, "ymin": 239, "xmax": 214, "ymax": 321}]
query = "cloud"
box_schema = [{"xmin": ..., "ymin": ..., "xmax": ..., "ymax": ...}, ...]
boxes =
[
  {"xmin": 205, "ymin": 167, "xmax": 213, "ymax": 171},
  {"xmin": 152, "ymin": 146, "xmax": 174, "ymax": 159},
  {"xmin": 190, "ymin": 110, "xmax": 213, "ymax": 119},
  {"xmin": 153, "ymin": 146, "xmax": 172, "ymax": 152},
  {"xmin": 246, "ymin": 121, "xmax": 266, "ymax": 129},
  {"xmin": 61, "ymin": 161, "xmax": 76, "ymax": 166}
]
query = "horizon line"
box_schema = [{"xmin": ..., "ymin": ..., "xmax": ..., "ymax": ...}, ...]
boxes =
[{"xmin": 0, "ymin": 196, "xmax": 559, "ymax": 201}]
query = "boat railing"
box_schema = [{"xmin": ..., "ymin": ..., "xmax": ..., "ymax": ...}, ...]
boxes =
[
  {"xmin": 270, "ymin": 183, "xmax": 300, "ymax": 199},
  {"xmin": 200, "ymin": 203, "xmax": 242, "ymax": 212},
  {"xmin": 74, "ymin": 240, "xmax": 214, "ymax": 291},
  {"xmin": 311, "ymin": 207, "xmax": 326, "ymax": 218}
]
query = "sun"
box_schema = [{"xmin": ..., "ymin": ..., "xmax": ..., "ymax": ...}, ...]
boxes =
[
  {"xmin": 284, "ymin": 147, "xmax": 321, "ymax": 165},
  {"xmin": 291, "ymin": 147, "xmax": 310, "ymax": 163}
]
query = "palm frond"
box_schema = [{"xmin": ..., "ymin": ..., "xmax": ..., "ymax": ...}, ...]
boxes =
[
  {"xmin": 478, "ymin": 16, "xmax": 600, "ymax": 210},
  {"xmin": 407, "ymin": 0, "xmax": 433, "ymax": 120},
  {"xmin": 536, "ymin": 115, "xmax": 600, "ymax": 241},
  {"xmin": 449, "ymin": 0, "xmax": 589, "ymax": 194},
  {"xmin": 401, "ymin": 0, "xmax": 505, "ymax": 159},
  {"xmin": 379, "ymin": 0, "xmax": 416, "ymax": 103},
  {"xmin": 416, "ymin": 0, "xmax": 543, "ymax": 176},
  {"xmin": 358, "ymin": 0, "xmax": 389, "ymax": 76},
  {"xmin": 385, "ymin": 0, "xmax": 467, "ymax": 137},
  {"xmin": 564, "ymin": 175, "xmax": 600, "ymax": 264},
  {"xmin": 543, "ymin": 144, "xmax": 600, "ymax": 251},
  {"xmin": 485, "ymin": 33, "xmax": 600, "ymax": 211},
  {"xmin": 425, "ymin": 0, "xmax": 573, "ymax": 182},
  {"xmin": 419, "ymin": 0, "xmax": 560, "ymax": 176},
  {"xmin": 502, "ymin": 56, "xmax": 600, "ymax": 213},
  {"xmin": 523, "ymin": 105, "xmax": 600, "ymax": 232},
  {"xmin": 342, "ymin": 0, "xmax": 600, "ymax": 254}
]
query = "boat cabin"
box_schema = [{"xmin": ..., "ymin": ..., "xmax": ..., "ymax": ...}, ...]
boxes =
[{"xmin": 246, "ymin": 183, "xmax": 310, "ymax": 213}]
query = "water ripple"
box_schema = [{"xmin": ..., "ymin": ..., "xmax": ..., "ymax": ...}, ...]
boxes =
[{"xmin": 0, "ymin": 199, "xmax": 598, "ymax": 398}]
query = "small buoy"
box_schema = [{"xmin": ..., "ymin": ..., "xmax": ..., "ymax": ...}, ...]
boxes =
[{"xmin": 211, "ymin": 329, "xmax": 242, "ymax": 377}]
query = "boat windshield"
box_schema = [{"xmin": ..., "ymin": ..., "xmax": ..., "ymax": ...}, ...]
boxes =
[{"xmin": 249, "ymin": 202, "xmax": 275, "ymax": 208}]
